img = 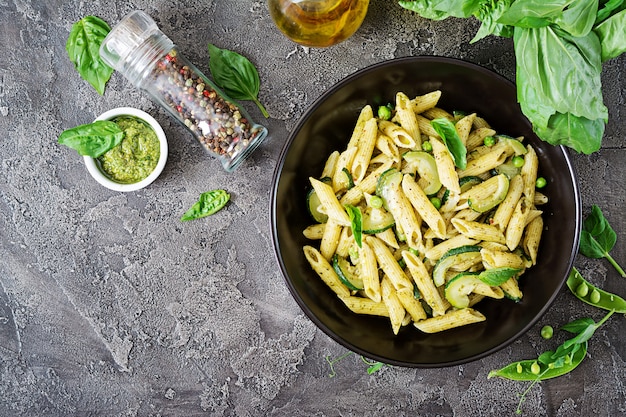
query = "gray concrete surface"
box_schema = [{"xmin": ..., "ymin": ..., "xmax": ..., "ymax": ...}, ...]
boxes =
[{"xmin": 1, "ymin": 1, "xmax": 625, "ymax": 416}]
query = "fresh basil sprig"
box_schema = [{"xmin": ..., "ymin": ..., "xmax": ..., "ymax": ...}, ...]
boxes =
[
  {"xmin": 208, "ymin": 44, "xmax": 269, "ymax": 118},
  {"xmin": 66, "ymin": 16, "xmax": 114, "ymax": 95},
  {"xmin": 58, "ymin": 120, "xmax": 124, "ymax": 157},
  {"xmin": 181, "ymin": 190, "xmax": 231, "ymax": 221},
  {"xmin": 398, "ymin": 0, "xmax": 626, "ymax": 154},
  {"xmin": 430, "ymin": 118, "xmax": 467, "ymax": 169},
  {"xmin": 580, "ymin": 205, "xmax": 626, "ymax": 277}
]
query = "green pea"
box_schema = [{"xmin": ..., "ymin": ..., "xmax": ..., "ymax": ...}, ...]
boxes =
[
  {"xmin": 370, "ymin": 195, "xmax": 384, "ymax": 209},
  {"xmin": 530, "ymin": 361, "xmax": 541, "ymax": 375},
  {"xmin": 430, "ymin": 196, "xmax": 442, "ymax": 210},
  {"xmin": 484, "ymin": 136, "xmax": 495, "ymax": 146},
  {"xmin": 540, "ymin": 325, "xmax": 553, "ymax": 340},
  {"xmin": 576, "ymin": 282, "xmax": 589, "ymax": 298},
  {"xmin": 512, "ymin": 155, "xmax": 525, "ymax": 168},
  {"xmin": 422, "ymin": 141, "xmax": 433, "ymax": 152},
  {"xmin": 535, "ymin": 177, "xmax": 547, "ymax": 188},
  {"xmin": 590, "ymin": 289, "xmax": 601, "ymax": 304},
  {"xmin": 377, "ymin": 105, "xmax": 392, "ymax": 121},
  {"xmin": 516, "ymin": 363, "xmax": 523, "ymax": 373}
]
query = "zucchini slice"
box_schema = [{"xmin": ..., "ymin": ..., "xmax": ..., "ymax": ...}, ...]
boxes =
[
  {"xmin": 402, "ymin": 151, "xmax": 442, "ymax": 195},
  {"xmin": 444, "ymin": 272, "xmax": 503, "ymax": 308},
  {"xmin": 362, "ymin": 207, "xmax": 395, "ymax": 234},
  {"xmin": 306, "ymin": 177, "xmax": 331, "ymax": 223},
  {"xmin": 332, "ymin": 254, "xmax": 364, "ymax": 291},
  {"xmin": 461, "ymin": 173, "xmax": 509, "ymax": 213},
  {"xmin": 432, "ymin": 245, "xmax": 482, "ymax": 287},
  {"xmin": 375, "ymin": 168, "xmax": 403, "ymax": 210}
]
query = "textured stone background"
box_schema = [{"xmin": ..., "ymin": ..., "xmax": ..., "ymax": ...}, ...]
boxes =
[{"xmin": 1, "ymin": 1, "xmax": 625, "ymax": 416}]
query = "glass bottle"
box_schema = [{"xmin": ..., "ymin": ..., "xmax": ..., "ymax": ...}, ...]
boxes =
[
  {"xmin": 268, "ymin": 0, "xmax": 369, "ymax": 48},
  {"xmin": 99, "ymin": 10, "xmax": 268, "ymax": 172}
]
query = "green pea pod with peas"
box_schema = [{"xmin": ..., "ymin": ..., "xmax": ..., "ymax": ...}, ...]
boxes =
[
  {"xmin": 566, "ymin": 267, "xmax": 626, "ymax": 313},
  {"xmin": 488, "ymin": 342, "xmax": 588, "ymax": 381}
]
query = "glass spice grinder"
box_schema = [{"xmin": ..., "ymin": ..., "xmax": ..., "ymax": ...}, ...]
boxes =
[{"xmin": 99, "ymin": 10, "xmax": 268, "ymax": 172}]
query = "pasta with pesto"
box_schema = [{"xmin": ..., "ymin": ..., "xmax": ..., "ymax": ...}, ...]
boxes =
[{"xmin": 302, "ymin": 90, "xmax": 547, "ymax": 335}]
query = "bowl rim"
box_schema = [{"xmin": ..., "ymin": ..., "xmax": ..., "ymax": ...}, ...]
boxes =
[
  {"xmin": 270, "ymin": 56, "xmax": 581, "ymax": 367},
  {"xmin": 83, "ymin": 107, "xmax": 168, "ymax": 192}
]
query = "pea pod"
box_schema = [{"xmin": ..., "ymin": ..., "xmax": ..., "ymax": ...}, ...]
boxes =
[
  {"xmin": 488, "ymin": 342, "xmax": 587, "ymax": 381},
  {"xmin": 566, "ymin": 267, "xmax": 626, "ymax": 313}
]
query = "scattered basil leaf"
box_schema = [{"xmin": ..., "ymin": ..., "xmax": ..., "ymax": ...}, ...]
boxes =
[
  {"xmin": 66, "ymin": 16, "xmax": 114, "ymax": 95},
  {"xmin": 345, "ymin": 204, "xmax": 363, "ymax": 248},
  {"xmin": 181, "ymin": 190, "xmax": 231, "ymax": 222},
  {"xmin": 58, "ymin": 120, "xmax": 124, "ymax": 157},
  {"xmin": 478, "ymin": 267, "xmax": 521, "ymax": 286},
  {"xmin": 580, "ymin": 205, "xmax": 626, "ymax": 276},
  {"xmin": 430, "ymin": 118, "xmax": 467, "ymax": 169},
  {"xmin": 208, "ymin": 43, "xmax": 269, "ymax": 118},
  {"xmin": 497, "ymin": 0, "xmax": 571, "ymax": 28}
]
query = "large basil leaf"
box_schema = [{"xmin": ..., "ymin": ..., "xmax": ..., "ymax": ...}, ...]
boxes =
[
  {"xmin": 514, "ymin": 26, "xmax": 607, "ymax": 124},
  {"xmin": 498, "ymin": 0, "xmax": 576, "ymax": 27},
  {"xmin": 398, "ymin": 0, "xmax": 455, "ymax": 20},
  {"xmin": 471, "ymin": 0, "xmax": 514, "ymax": 43},
  {"xmin": 66, "ymin": 16, "xmax": 113, "ymax": 95},
  {"xmin": 594, "ymin": 9, "xmax": 626, "ymax": 61},
  {"xmin": 596, "ymin": 0, "xmax": 626, "ymax": 24},
  {"xmin": 533, "ymin": 112, "xmax": 605, "ymax": 154},
  {"xmin": 58, "ymin": 120, "xmax": 124, "ymax": 157},
  {"xmin": 208, "ymin": 43, "xmax": 269, "ymax": 117},
  {"xmin": 431, "ymin": 0, "xmax": 482, "ymax": 17},
  {"xmin": 555, "ymin": 0, "xmax": 599, "ymax": 37}
]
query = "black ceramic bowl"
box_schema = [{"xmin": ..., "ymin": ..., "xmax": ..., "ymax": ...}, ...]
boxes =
[{"xmin": 270, "ymin": 56, "xmax": 581, "ymax": 367}]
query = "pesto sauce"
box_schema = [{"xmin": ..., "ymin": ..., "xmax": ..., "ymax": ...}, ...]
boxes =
[{"xmin": 98, "ymin": 116, "xmax": 160, "ymax": 183}]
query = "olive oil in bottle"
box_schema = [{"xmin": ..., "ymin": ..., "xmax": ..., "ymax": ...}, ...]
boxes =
[{"xmin": 268, "ymin": 0, "xmax": 369, "ymax": 47}]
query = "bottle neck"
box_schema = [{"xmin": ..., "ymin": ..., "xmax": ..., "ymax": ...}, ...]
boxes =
[{"xmin": 119, "ymin": 34, "xmax": 174, "ymax": 87}]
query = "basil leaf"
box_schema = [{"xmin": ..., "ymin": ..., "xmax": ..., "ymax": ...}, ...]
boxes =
[
  {"xmin": 345, "ymin": 205, "xmax": 363, "ymax": 248},
  {"xmin": 430, "ymin": 118, "xmax": 467, "ymax": 169},
  {"xmin": 207, "ymin": 43, "xmax": 269, "ymax": 118},
  {"xmin": 66, "ymin": 16, "xmax": 114, "ymax": 95},
  {"xmin": 533, "ymin": 112, "xmax": 605, "ymax": 154},
  {"xmin": 594, "ymin": 9, "xmax": 626, "ymax": 62},
  {"xmin": 596, "ymin": 0, "xmax": 626, "ymax": 24},
  {"xmin": 498, "ymin": 0, "xmax": 575, "ymax": 28},
  {"xmin": 398, "ymin": 0, "xmax": 454, "ymax": 20},
  {"xmin": 471, "ymin": 0, "xmax": 514, "ymax": 43},
  {"xmin": 181, "ymin": 190, "xmax": 231, "ymax": 221},
  {"xmin": 580, "ymin": 205, "xmax": 617, "ymax": 258},
  {"xmin": 58, "ymin": 120, "xmax": 124, "ymax": 157},
  {"xmin": 478, "ymin": 267, "xmax": 521, "ymax": 286},
  {"xmin": 514, "ymin": 26, "xmax": 608, "ymax": 127},
  {"xmin": 554, "ymin": 0, "xmax": 598, "ymax": 37}
]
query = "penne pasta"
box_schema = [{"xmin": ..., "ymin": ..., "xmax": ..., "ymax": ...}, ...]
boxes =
[
  {"xmin": 378, "ymin": 120, "xmax": 416, "ymax": 149},
  {"xmin": 381, "ymin": 276, "xmax": 406, "ymax": 335},
  {"xmin": 359, "ymin": 240, "xmax": 382, "ymax": 303},
  {"xmin": 413, "ymin": 308, "xmax": 486, "ymax": 333},
  {"xmin": 303, "ymin": 246, "xmax": 351, "ymax": 299}
]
